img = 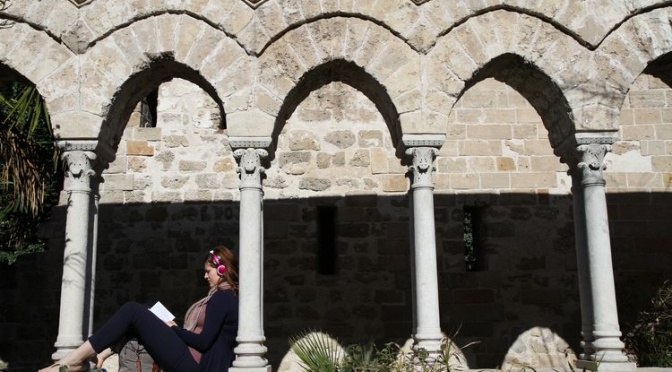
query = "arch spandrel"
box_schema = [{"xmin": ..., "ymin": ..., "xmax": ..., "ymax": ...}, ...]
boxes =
[
  {"xmin": 75, "ymin": 1, "xmax": 252, "ymax": 53},
  {"xmin": 586, "ymin": 7, "xmax": 672, "ymax": 131},
  {"xmin": 0, "ymin": 1, "xmax": 79, "ymax": 40},
  {"xmin": 0, "ymin": 23, "xmax": 74, "ymax": 86},
  {"xmin": 0, "ymin": 22, "xmax": 79, "ymax": 138}
]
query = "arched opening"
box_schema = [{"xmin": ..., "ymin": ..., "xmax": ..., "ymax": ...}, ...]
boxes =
[
  {"xmin": 434, "ymin": 54, "xmax": 580, "ymax": 368},
  {"xmin": 262, "ymin": 60, "xmax": 410, "ymax": 366},
  {"xmin": 100, "ymin": 56, "xmax": 226, "ymax": 153},
  {"xmin": 461, "ymin": 53, "xmax": 575, "ymax": 149},
  {"xmin": 0, "ymin": 64, "xmax": 62, "ymax": 264},
  {"xmin": 611, "ymin": 52, "xmax": 672, "ymax": 366},
  {"xmin": 273, "ymin": 59, "xmax": 401, "ymax": 155}
]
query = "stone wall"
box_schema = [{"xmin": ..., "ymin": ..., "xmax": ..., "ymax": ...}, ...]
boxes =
[
  {"xmin": 1, "ymin": 1, "xmax": 672, "ymax": 371},
  {"xmin": 86, "ymin": 72, "xmax": 670, "ymax": 369}
]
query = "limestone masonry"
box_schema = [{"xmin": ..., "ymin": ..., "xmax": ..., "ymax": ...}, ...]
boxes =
[{"xmin": 1, "ymin": 1, "xmax": 671, "ymax": 371}]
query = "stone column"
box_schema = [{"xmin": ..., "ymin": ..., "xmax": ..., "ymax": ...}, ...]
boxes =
[
  {"xmin": 52, "ymin": 143, "xmax": 98, "ymax": 360},
  {"xmin": 569, "ymin": 135, "xmax": 635, "ymax": 372},
  {"xmin": 85, "ymin": 170, "xmax": 103, "ymax": 337},
  {"xmin": 230, "ymin": 137, "xmax": 272, "ymax": 372},
  {"xmin": 568, "ymin": 166, "xmax": 594, "ymax": 360},
  {"xmin": 403, "ymin": 135, "xmax": 445, "ymax": 358}
]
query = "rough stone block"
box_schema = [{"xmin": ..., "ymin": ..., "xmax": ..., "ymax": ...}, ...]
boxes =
[
  {"xmin": 511, "ymin": 172, "xmax": 556, "ymax": 189},
  {"xmin": 370, "ymin": 148, "xmax": 389, "ymax": 174},
  {"xmin": 103, "ymin": 174, "xmax": 134, "ymax": 191},
  {"xmin": 480, "ymin": 173, "xmax": 511, "ymax": 189},
  {"xmin": 132, "ymin": 127, "xmax": 162, "ymax": 141},
  {"xmin": 126, "ymin": 140, "xmax": 154, "ymax": 156},
  {"xmin": 381, "ymin": 175, "xmax": 407, "ymax": 192},
  {"xmin": 179, "ymin": 160, "xmax": 207, "ymax": 172}
]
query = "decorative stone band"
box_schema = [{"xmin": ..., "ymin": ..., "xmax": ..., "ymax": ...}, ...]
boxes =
[
  {"xmin": 66, "ymin": 0, "xmax": 431, "ymax": 8},
  {"xmin": 68, "ymin": 0, "xmax": 93, "ymax": 7},
  {"xmin": 240, "ymin": 0, "xmax": 271, "ymax": 9},
  {"xmin": 56, "ymin": 139, "xmax": 116, "ymax": 163},
  {"xmin": 228, "ymin": 136, "xmax": 273, "ymax": 150},
  {"xmin": 400, "ymin": 134, "xmax": 446, "ymax": 149}
]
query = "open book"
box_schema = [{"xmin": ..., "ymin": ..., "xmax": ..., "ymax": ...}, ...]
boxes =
[{"xmin": 149, "ymin": 301, "xmax": 175, "ymax": 322}]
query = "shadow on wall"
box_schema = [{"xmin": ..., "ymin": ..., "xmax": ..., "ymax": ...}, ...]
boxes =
[{"xmin": 0, "ymin": 192, "xmax": 670, "ymax": 371}]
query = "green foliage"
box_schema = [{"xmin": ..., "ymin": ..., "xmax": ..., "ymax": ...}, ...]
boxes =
[
  {"xmin": 340, "ymin": 342, "xmax": 399, "ymax": 372},
  {"xmin": 289, "ymin": 331, "xmax": 470, "ymax": 372},
  {"xmin": 623, "ymin": 280, "xmax": 672, "ymax": 367},
  {"xmin": 0, "ymin": 81, "xmax": 60, "ymax": 264},
  {"xmin": 290, "ymin": 331, "xmax": 343, "ymax": 372}
]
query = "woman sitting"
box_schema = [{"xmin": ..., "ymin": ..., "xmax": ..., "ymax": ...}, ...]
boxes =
[{"xmin": 39, "ymin": 246, "xmax": 239, "ymax": 372}]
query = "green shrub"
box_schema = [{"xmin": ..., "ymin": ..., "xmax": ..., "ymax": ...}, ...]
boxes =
[
  {"xmin": 623, "ymin": 280, "xmax": 672, "ymax": 367},
  {"xmin": 289, "ymin": 331, "xmax": 470, "ymax": 372}
]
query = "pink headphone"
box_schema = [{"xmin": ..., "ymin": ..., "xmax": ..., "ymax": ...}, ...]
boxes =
[{"xmin": 210, "ymin": 250, "xmax": 226, "ymax": 276}]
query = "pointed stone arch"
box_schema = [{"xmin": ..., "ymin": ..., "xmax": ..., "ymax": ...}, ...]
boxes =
[
  {"xmin": 270, "ymin": 59, "xmax": 402, "ymax": 156},
  {"xmin": 99, "ymin": 58, "xmax": 227, "ymax": 152},
  {"xmin": 72, "ymin": 13, "xmax": 254, "ymax": 151},
  {"xmin": 463, "ymin": 53, "xmax": 575, "ymax": 151},
  {"xmin": 426, "ymin": 9, "xmax": 587, "ymax": 142},
  {"xmin": 251, "ymin": 17, "xmax": 418, "ymax": 147},
  {"xmin": 0, "ymin": 21, "xmax": 76, "ymax": 133}
]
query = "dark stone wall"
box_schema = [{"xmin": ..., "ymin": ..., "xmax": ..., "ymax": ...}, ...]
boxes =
[{"xmin": 1, "ymin": 193, "xmax": 671, "ymax": 371}]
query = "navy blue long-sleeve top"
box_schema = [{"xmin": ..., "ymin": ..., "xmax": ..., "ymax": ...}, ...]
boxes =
[{"xmin": 172, "ymin": 290, "xmax": 239, "ymax": 372}]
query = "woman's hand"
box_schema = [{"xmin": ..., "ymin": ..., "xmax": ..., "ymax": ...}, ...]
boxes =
[{"xmin": 165, "ymin": 320, "xmax": 177, "ymax": 327}]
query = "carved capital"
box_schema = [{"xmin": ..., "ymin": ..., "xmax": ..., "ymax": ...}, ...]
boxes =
[
  {"xmin": 575, "ymin": 143, "xmax": 611, "ymax": 187},
  {"xmin": 406, "ymin": 147, "xmax": 438, "ymax": 189},
  {"xmin": 62, "ymin": 151, "xmax": 98, "ymax": 193},
  {"xmin": 233, "ymin": 148, "xmax": 268, "ymax": 189}
]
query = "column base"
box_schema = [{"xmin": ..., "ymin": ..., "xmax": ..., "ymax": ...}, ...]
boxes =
[
  {"xmin": 574, "ymin": 359, "xmax": 636, "ymax": 372},
  {"xmin": 229, "ymin": 366, "xmax": 272, "ymax": 372},
  {"xmin": 52, "ymin": 339, "xmax": 83, "ymax": 361}
]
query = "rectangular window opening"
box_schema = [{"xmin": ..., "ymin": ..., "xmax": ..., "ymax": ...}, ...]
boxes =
[
  {"xmin": 317, "ymin": 206, "xmax": 337, "ymax": 275},
  {"xmin": 463, "ymin": 205, "xmax": 484, "ymax": 272}
]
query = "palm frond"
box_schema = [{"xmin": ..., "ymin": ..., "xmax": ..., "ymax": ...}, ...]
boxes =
[
  {"xmin": 290, "ymin": 331, "xmax": 343, "ymax": 372},
  {"xmin": 0, "ymin": 83, "xmax": 55, "ymax": 217}
]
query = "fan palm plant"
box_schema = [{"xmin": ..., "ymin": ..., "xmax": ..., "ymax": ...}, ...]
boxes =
[
  {"xmin": 289, "ymin": 331, "xmax": 345, "ymax": 372},
  {"xmin": 0, "ymin": 80, "xmax": 60, "ymax": 264}
]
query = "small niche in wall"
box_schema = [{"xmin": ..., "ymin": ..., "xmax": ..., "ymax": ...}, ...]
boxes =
[
  {"xmin": 317, "ymin": 206, "xmax": 337, "ymax": 275},
  {"xmin": 463, "ymin": 205, "xmax": 484, "ymax": 272}
]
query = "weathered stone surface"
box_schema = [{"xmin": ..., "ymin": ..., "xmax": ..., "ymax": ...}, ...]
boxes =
[
  {"xmin": 287, "ymin": 130, "xmax": 320, "ymax": 151},
  {"xmin": 324, "ymin": 131, "xmax": 356, "ymax": 149},
  {"xmin": 10, "ymin": 5, "xmax": 672, "ymax": 372},
  {"xmin": 298, "ymin": 177, "xmax": 331, "ymax": 191},
  {"xmin": 179, "ymin": 160, "xmax": 207, "ymax": 172}
]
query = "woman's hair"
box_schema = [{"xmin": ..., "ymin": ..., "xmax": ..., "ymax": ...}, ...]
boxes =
[{"xmin": 206, "ymin": 245, "xmax": 239, "ymax": 294}]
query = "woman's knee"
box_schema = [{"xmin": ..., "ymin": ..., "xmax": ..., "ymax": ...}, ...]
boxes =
[{"xmin": 119, "ymin": 301, "xmax": 144, "ymax": 315}]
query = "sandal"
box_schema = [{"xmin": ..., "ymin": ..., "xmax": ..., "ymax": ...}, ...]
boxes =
[{"xmin": 39, "ymin": 363, "xmax": 86, "ymax": 372}]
